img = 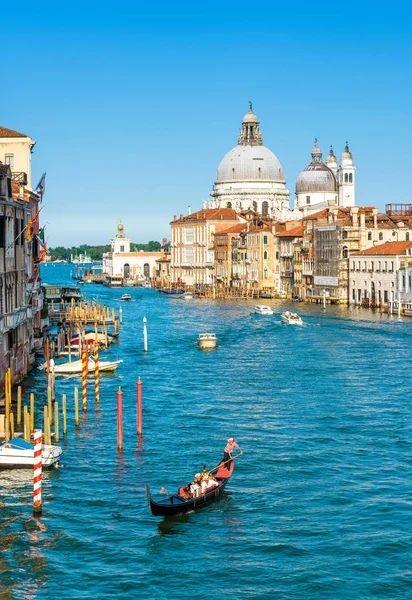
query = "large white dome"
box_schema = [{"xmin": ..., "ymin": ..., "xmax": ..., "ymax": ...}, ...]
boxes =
[{"xmin": 216, "ymin": 145, "xmax": 285, "ymax": 184}]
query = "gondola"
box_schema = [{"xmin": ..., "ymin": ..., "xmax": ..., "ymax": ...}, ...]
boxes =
[{"xmin": 145, "ymin": 455, "xmax": 240, "ymax": 517}]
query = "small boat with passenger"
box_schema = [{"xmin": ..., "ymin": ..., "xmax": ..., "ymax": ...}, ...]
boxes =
[
  {"xmin": 281, "ymin": 311, "xmax": 303, "ymax": 325},
  {"xmin": 145, "ymin": 452, "xmax": 241, "ymax": 516},
  {"xmin": 0, "ymin": 437, "xmax": 62, "ymax": 469},
  {"xmin": 120, "ymin": 293, "xmax": 132, "ymax": 302},
  {"xmin": 255, "ymin": 304, "xmax": 273, "ymax": 315},
  {"xmin": 198, "ymin": 332, "xmax": 217, "ymax": 349}
]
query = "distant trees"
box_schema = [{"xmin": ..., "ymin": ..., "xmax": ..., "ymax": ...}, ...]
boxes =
[{"xmin": 49, "ymin": 241, "xmax": 163, "ymax": 261}]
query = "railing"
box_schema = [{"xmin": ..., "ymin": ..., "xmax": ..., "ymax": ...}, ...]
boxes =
[
  {"xmin": 4, "ymin": 306, "xmax": 31, "ymax": 329},
  {"xmin": 11, "ymin": 171, "xmax": 28, "ymax": 185}
]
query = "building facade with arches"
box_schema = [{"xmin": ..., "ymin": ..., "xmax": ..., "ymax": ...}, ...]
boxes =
[{"xmin": 102, "ymin": 223, "xmax": 163, "ymax": 283}]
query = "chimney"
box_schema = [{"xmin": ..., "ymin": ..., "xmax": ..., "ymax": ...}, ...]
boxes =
[
  {"xmin": 360, "ymin": 213, "xmax": 365, "ymax": 228},
  {"xmin": 332, "ymin": 208, "xmax": 339, "ymax": 221},
  {"xmin": 372, "ymin": 208, "xmax": 378, "ymax": 228},
  {"xmin": 173, "ymin": 215, "xmax": 177, "ymax": 222},
  {"xmin": 327, "ymin": 199, "xmax": 336, "ymax": 208},
  {"xmin": 350, "ymin": 206, "xmax": 359, "ymax": 227}
]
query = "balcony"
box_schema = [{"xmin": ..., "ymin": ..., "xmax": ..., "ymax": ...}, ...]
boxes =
[
  {"xmin": 302, "ymin": 269, "xmax": 313, "ymax": 276},
  {"xmin": 4, "ymin": 306, "xmax": 31, "ymax": 330},
  {"xmin": 11, "ymin": 171, "xmax": 28, "ymax": 186}
]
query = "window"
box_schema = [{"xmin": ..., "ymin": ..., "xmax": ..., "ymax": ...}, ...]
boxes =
[
  {"xmin": 227, "ymin": 202, "xmax": 232, "ymax": 208},
  {"xmin": 264, "ymin": 267, "xmax": 268, "ymax": 279},
  {"xmin": 392, "ymin": 231, "xmax": 396, "ymax": 237},
  {"xmin": 252, "ymin": 201, "xmax": 257, "ymax": 212},
  {"xmin": 379, "ymin": 232, "xmax": 383, "ymax": 241},
  {"xmin": 262, "ymin": 201, "xmax": 269, "ymax": 216},
  {"xmin": 349, "ymin": 173, "xmax": 353, "ymax": 183},
  {"xmin": 263, "ymin": 251, "xmax": 268, "ymax": 260},
  {"xmin": 275, "ymin": 251, "xmax": 279, "ymax": 259},
  {"xmin": 306, "ymin": 196, "xmax": 310, "ymax": 204},
  {"xmin": 263, "ymin": 235, "xmax": 268, "ymax": 245},
  {"xmin": 384, "ymin": 290, "xmax": 388, "ymax": 302},
  {"xmin": 5, "ymin": 154, "xmax": 14, "ymax": 167},
  {"xmin": 120, "ymin": 245, "xmax": 125, "ymax": 252},
  {"xmin": 343, "ymin": 230, "xmax": 348, "ymax": 239},
  {"xmin": 345, "ymin": 173, "xmax": 349, "ymax": 183},
  {"xmin": 232, "ymin": 168, "xmax": 235, "ymax": 179},
  {"xmin": 407, "ymin": 232, "xmax": 410, "ymax": 241},
  {"xmin": 342, "ymin": 246, "xmax": 348, "ymax": 259},
  {"xmin": 258, "ymin": 168, "xmax": 261, "ymax": 179},
  {"xmin": 368, "ymin": 232, "xmax": 372, "ymax": 240}
]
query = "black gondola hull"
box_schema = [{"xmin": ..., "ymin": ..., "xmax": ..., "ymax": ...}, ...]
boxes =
[{"xmin": 147, "ymin": 478, "xmax": 230, "ymax": 516}]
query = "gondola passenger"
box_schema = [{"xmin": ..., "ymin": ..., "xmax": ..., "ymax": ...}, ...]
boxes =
[{"xmin": 190, "ymin": 474, "xmax": 201, "ymax": 498}]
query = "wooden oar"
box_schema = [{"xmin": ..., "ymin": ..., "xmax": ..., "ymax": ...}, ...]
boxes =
[{"xmin": 208, "ymin": 449, "xmax": 243, "ymax": 475}]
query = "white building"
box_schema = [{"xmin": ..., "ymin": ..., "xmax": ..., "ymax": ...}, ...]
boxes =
[
  {"xmin": 296, "ymin": 140, "xmax": 356, "ymax": 215},
  {"xmin": 102, "ymin": 224, "xmax": 162, "ymax": 281},
  {"xmin": 349, "ymin": 241, "xmax": 412, "ymax": 307},
  {"xmin": 205, "ymin": 103, "xmax": 301, "ymax": 221}
]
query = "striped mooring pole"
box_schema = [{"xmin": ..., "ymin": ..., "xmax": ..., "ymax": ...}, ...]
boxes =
[
  {"xmin": 117, "ymin": 387, "xmax": 123, "ymax": 451},
  {"xmin": 94, "ymin": 342, "xmax": 100, "ymax": 405},
  {"xmin": 33, "ymin": 430, "xmax": 42, "ymax": 515},
  {"xmin": 81, "ymin": 345, "xmax": 88, "ymax": 412}
]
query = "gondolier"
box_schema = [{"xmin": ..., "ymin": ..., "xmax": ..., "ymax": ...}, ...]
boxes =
[{"xmin": 222, "ymin": 438, "xmax": 241, "ymax": 469}]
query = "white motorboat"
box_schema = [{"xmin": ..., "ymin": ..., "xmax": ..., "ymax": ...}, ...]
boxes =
[
  {"xmin": 255, "ymin": 305, "xmax": 273, "ymax": 315},
  {"xmin": 281, "ymin": 311, "xmax": 303, "ymax": 325},
  {"xmin": 0, "ymin": 437, "xmax": 62, "ymax": 469},
  {"xmin": 182, "ymin": 292, "xmax": 194, "ymax": 300},
  {"xmin": 198, "ymin": 332, "xmax": 217, "ymax": 350},
  {"xmin": 52, "ymin": 357, "xmax": 123, "ymax": 375},
  {"xmin": 120, "ymin": 293, "xmax": 132, "ymax": 301}
]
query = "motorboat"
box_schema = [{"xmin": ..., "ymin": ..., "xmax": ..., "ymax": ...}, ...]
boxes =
[
  {"xmin": 198, "ymin": 332, "xmax": 217, "ymax": 350},
  {"xmin": 70, "ymin": 332, "xmax": 114, "ymax": 346},
  {"xmin": 281, "ymin": 311, "xmax": 303, "ymax": 325},
  {"xmin": 0, "ymin": 437, "xmax": 62, "ymax": 469},
  {"xmin": 159, "ymin": 289, "xmax": 184, "ymax": 295},
  {"xmin": 254, "ymin": 305, "xmax": 273, "ymax": 315},
  {"xmin": 51, "ymin": 357, "xmax": 123, "ymax": 375},
  {"xmin": 182, "ymin": 292, "xmax": 194, "ymax": 300},
  {"xmin": 120, "ymin": 293, "xmax": 132, "ymax": 301}
]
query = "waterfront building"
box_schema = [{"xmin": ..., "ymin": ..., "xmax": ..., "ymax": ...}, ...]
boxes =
[
  {"xmin": 246, "ymin": 223, "xmax": 277, "ymax": 294},
  {"xmin": 214, "ymin": 224, "xmax": 247, "ymax": 291},
  {"xmin": 296, "ymin": 140, "xmax": 356, "ymax": 214},
  {"xmin": 155, "ymin": 252, "xmax": 171, "ymax": 288},
  {"xmin": 205, "ymin": 104, "xmax": 301, "ymax": 221},
  {"xmin": 275, "ymin": 225, "xmax": 303, "ymax": 298},
  {"xmin": 0, "ymin": 126, "xmax": 36, "ymax": 189},
  {"xmin": 170, "ymin": 208, "xmax": 243, "ymax": 287},
  {"xmin": 0, "ymin": 161, "xmax": 43, "ymax": 396},
  {"xmin": 102, "ymin": 223, "xmax": 162, "ymax": 283},
  {"xmin": 349, "ymin": 241, "xmax": 412, "ymax": 309}
]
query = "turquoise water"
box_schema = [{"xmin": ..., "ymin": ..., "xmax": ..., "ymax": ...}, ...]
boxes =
[{"xmin": 1, "ymin": 264, "xmax": 411, "ymax": 599}]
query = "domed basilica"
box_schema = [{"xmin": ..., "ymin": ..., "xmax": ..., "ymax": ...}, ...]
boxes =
[{"xmin": 204, "ymin": 104, "xmax": 356, "ymax": 219}]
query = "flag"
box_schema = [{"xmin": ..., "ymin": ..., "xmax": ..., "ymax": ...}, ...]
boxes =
[
  {"xmin": 39, "ymin": 226, "xmax": 45, "ymax": 243},
  {"xmin": 39, "ymin": 242, "xmax": 48, "ymax": 263},
  {"xmin": 26, "ymin": 207, "xmax": 43, "ymax": 241},
  {"xmin": 35, "ymin": 172, "xmax": 46, "ymax": 200}
]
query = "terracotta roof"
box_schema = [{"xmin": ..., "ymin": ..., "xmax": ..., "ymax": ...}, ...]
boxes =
[
  {"xmin": 276, "ymin": 225, "xmax": 304, "ymax": 237},
  {"xmin": 0, "ymin": 125, "xmax": 28, "ymax": 138},
  {"xmin": 302, "ymin": 209, "xmax": 329, "ymax": 220},
  {"xmin": 217, "ymin": 223, "xmax": 247, "ymax": 234},
  {"xmin": 249, "ymin": 223, "xmax": 272, "ymax": 232},
  {"xmin": 172, "ymin": 208, "xmax": 240, "ymax": 223},
  {"xmin": 353, "ymin": 241, "xmax": 412, "ymax": 256}
]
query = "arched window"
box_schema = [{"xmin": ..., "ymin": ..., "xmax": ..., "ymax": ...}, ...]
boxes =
[
  {"xmin": 379, "ymin": 232, "xmax": 383, "ymax": 240},
  {"xmin": 252, "ymin": 201, "xmax": 258, "ymax": 212},
  {"xmin": 232, "ymin": 168, "xmax": 235, "ymax": 179},
  {"xmin": 342, "ymin": 246, "xmax": 348, "ymax": 259},
  {"xmin": 406, "ymin": 232, "xmax": 410, "ymax": 241},
  {"xmin": 345, "ymin": 173, "xmax": 349, "ymax": 183},
  {"xmin": 263, "ymin": 267, "xmax": 268, "ymax": 279},
  {"xmin": 262, "ymin": 201, "xmax": 269, "ymax": 216},
  {"xmin": 258, "ymin": 167, "xmax": 261, "ymax": 179},
  {"xmin": 144, "ymin": 263, "xmax": 150, "ymax": 278},
  {"xmin": 123, "ymin": 263, "xmax": 130, "ymax": 278},
  {"xmin": 349, "ymin": 173, "xmax": 353, "ymax": 183},
  {"xmin": 368, "ymin": 232, "xmax": 372, "ymax": 240},
  {"xmin": 227, "ymin": 202, "xmax": 232, "ymax": 208},
  {"xmin": 263, "ymin": 250, "xmax": 268, "ymax": 260}
]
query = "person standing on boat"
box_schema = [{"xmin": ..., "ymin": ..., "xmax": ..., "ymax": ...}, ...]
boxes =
[{"xmin": 222, "ymin": 438, "xmax": 241, "ymax": 469}]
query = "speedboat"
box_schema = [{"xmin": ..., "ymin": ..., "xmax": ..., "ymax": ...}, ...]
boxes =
[
  {"xmin": 120, "ymin": 293, "xmax": 132, "ymax": 301},
  {"xmin": 0, "ymin": 437, "xmax": 62, "ymax": 469},
  {"xmin": 255, "ymin": 305, "xmax": 273, "ymax": 315},
  {"xmin": 182, "ymin": 292, "xmax": 194, "ymax": 300},
  {"xmin": 198, "ymin": 332, "xmax": 217, "ymax": 350},
  {"xmin": 281, "ymin": 311, "xmax": 303, "ymax": 325},
  {"xmin": 52, "ymin": 357, "xmax": 123, "ymax": 375}
]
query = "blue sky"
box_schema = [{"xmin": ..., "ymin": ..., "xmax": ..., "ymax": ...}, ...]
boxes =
[{"xmin": 2, "ymin": 1, "xmax": 412, "ymax": 246}]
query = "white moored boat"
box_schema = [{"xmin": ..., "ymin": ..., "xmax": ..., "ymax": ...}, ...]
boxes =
[
  {"xmin": 198, "ymin": 332, "xmax": 217, "ymax": 350},
  {"xmin": 52, "ymin": 357, "xmax": 123, "ymax": 375},
  {"xmin": 182, "ymin": 292, "xmax": 194, "ymax": 300},
  {"xmin": 281, "ymin": 311, "xmax": 303, "ymax": 325},
  {"xmin": 0, "ymin": 437, "xmax": 62, "ymax": 469},
  {"xmin": 255, "ymin": 305, "xmax": 273, "ymax": 315}
]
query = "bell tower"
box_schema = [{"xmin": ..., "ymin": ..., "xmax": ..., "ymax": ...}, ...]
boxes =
[
  {"xmin": 338, "ymin": 142, "xmax": 356, "ymax": 207},
  {"xmin": 111, "ymin": 222, "xmax": 131, "ymax": 254}
]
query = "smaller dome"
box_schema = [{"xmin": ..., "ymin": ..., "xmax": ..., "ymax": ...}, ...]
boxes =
[
  {"xmin": 311, "ymin": 138, "xmax": 322, "ymax": 158},
  {"xmin": 296, "ymin": 164, "xmax": 337, "ymax": 194},
  {"xmin": 243, "ymin": 110, "xmax": 259, "ymax": 123},
  {"xmin": 341, "ymin": 142, "xmax": 353, "ymax": 161}
]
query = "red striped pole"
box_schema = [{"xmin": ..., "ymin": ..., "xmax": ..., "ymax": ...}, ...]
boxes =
[
  {"xmin": 137, "ymin": 377, "xmax": 142, "ymax": 436},
  {"xmin": 81, "ymin": 345, "xmax": 88, "ymax": 412},
  {"xmin": 117, "ymin": 387, "xmax": 123, "ymax": 451},
  {"xmin": 33, "ymin": 430, "xmax": 42, "ymax": 515},
  {"xmin": 94, "ymin": 342, "xmax": 100, "ymax": 405}
]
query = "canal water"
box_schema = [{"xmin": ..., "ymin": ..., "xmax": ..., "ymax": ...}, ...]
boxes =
[{"xmin": 1, "ymin": 264, "xmax": 411, "ymax": 599}]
